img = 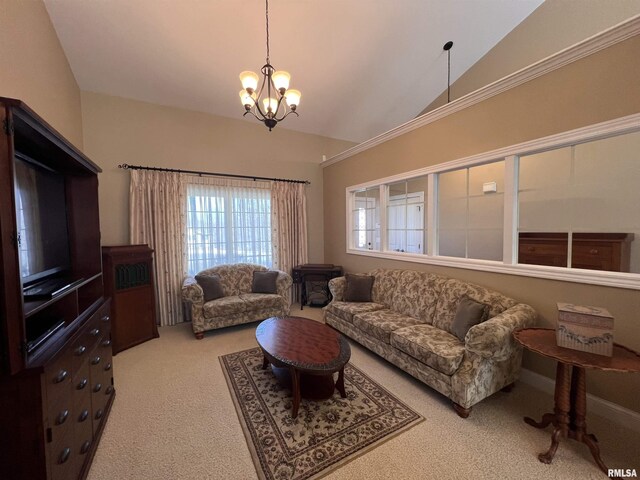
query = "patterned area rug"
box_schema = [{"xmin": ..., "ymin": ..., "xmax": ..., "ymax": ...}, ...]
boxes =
[{"xmin": 220, "ymin": 347, "xmax": 423, "ymax": 480}]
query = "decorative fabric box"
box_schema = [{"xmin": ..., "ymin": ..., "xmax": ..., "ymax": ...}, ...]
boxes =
[{"xmin": 556, "ymin": 303, "xmax": 613, "ymax": 357}]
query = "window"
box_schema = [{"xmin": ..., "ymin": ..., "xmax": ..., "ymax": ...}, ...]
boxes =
[
  {"xmin": 345, "ymin": 115, "xmax": 640, "ymax": 289},
  {"xmin": 438, "ymin": 161, "xmax": 504, "ymax": 261},
  {"xmin": 387, "ymin": 178, "xmax": 426, "ymax": 253},
  {"xmin": 352, "ymin": 187, "xmax": 380, "ymax": 250},
  {"xmin": 186, "ymin": 182, "xmax": 271, "ymax": 275},
  {"xmin": 518, "ymin": 131, "xmax": 640, "ymax": 273}
]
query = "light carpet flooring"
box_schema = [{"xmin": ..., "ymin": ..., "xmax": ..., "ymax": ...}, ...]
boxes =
[{"xmin": 87, "ymin": 307, "xmax": 640, "ymax": 480}]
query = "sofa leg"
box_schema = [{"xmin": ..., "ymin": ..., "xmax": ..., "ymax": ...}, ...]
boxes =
[
  {"xmin": 453, "ymin": 402, "xmax": 472, "ymax": 418},
  {"xmin": 501, "ymin": 382, "xmax": 515, "ymax": 393},
  {"xmin": 195, "ymin": 332, "xmax": 204, "ymax": 340}
]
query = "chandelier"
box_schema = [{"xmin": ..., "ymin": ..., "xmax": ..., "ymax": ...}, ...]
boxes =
[{"xmin": 238, "ymin": 0, "xmax": 301, "ymax": 131}]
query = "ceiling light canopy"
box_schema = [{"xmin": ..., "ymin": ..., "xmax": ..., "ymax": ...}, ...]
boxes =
[{"xmin": 238, "ymin": 0, "xmax": 301, "ymax": 131}]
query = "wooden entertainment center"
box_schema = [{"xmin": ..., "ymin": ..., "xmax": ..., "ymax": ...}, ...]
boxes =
[{"xmin": 0, "ymin": 97, "xmax": 114, "ymax": 479}]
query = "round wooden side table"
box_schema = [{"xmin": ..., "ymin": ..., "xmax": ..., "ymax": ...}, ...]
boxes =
[{"xmin": 513, "ymin": 328, "xmax": 640, "ymax": 473}]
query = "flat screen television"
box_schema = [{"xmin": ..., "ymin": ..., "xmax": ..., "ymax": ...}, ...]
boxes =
[{"xmin": 14, "ymin": 153, "xmax": 71, "ymax": 287}]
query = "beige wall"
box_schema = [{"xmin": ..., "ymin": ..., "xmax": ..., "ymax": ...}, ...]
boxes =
[
  {"xmin": 0, "ymin": 0, "xmax": 83, "ymax": 147},
  {"xmin": 81, "ymin": 91, "xmax": 355, "ymax": 263},
  {"xmin": 421, "ymin": 0, "xmax": 640, "ymax": 114},
  {"xmin": 323, "ymin": 36, "xmax": 640, "ymax": 412}
]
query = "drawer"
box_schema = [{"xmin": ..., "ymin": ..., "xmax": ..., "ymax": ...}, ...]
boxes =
[
  {"xmin": 47, "ymin": 394, "xmax": 74, "ymax": 444},
  {"xmin": 44, "ymin": 350, "xmax": 73, "ymax": 408},
  {"xmin": 572, "ymin": 244, "xmax": 614, "ymax": 270},
  {"xmin": 49, "ymin": 427, "xmax": 81, "ymax": 480}
]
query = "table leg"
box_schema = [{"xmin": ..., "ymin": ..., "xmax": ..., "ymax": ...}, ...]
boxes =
[
  {"xmin": 538, "ymin": 361, "xmax": 571, "ymax": 465},
  {"xmin": 290, "ymin": 367, "xmax": 301, "ymax": 419},
  {"xmin": 262, "ymin": 354, "xmax": 269, "ymax": 370},
  {"xmin": 336, "ymin": 367, "xmax": 347, "ymax": 398},
  {"xmin": 568, "ymin": 366, "xmax": 608, "ymax": 473}
]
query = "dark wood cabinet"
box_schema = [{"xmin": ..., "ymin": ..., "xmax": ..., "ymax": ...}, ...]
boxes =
[
  {"xmin": 518, "ymin": 232, "xmax": 634, "ymax": 272},
  {"xmin": 0, "ymin": 97, "xmax": 114, "ymax": 479},
  {"xmin": 102, "ymin": 244, "xmax": 159, "ymax": 354}
]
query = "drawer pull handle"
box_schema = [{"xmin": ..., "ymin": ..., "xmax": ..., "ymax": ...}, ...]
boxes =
[
  {"xmin": 80, "ymin": 440, "xmax": 91, "ymax": 454},
  {"xmin": 56, "ymin": 409, "xmax": 69, "ymax": 425},
  {"xmin": 101, "ymin": 315, "xmax": 110, "ymax": 322},
  {"xmin": 77, "ymin": 378, "xmax": 88, "ymax": 390},
  {"xmin": 101, "ymin": 339, "xmax": 112, "ymax": 347},
  {"xmin": 93, "ymin": 383, "xmax": 102, "ymax": 393},
  {"xmin": 95, "ymin": 409, "xmax": 103, "ymax": 420},
  {"xmin": 589, "ymin": 248, "xmax": 599, "ymax": 255},
  {"xmin": 79, "ymin": 409, "xmax": 89, "ymax": 422},
  {"xmin": 75, "ymin": 345, "xmax": 86, "ymax": 356},
  {"xmin": 54, "ymin": 370, "xmax": 68, "ymax": 384},
  {"xmin": 58, "ymin": 447, "xmax": 71, "ymax": 464},
  {"xmin": 105, "ymin": 385, "xmax": 114, "ymax": 395},
  {"xmin": 90, "ymin": 328, "xmax": 100, "ymax": 337},
  {"xmin": 104, "ymin": 362, "xmax": 112, "ymax": 372},
  {"xmin": 91, "ymin": 356, "xmax": 101, "ymax": 365}
]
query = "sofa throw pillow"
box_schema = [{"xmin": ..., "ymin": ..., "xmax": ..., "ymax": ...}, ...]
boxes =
[
  {"xmin": 451, "ymin": 295, "xmax": 490, "ymax": 342},
  {"xmin": 344, "ymin": 274, "xmax": 374, "ymax": 302},
  {"xmin": 195, "ymin": 274, "xmax": 225, "ymax": 302},
  {"xmin": 252, "ymin": 270, "xmax": 279, "ymax": 294}
]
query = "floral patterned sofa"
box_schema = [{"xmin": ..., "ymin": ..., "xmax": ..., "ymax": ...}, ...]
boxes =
[
  {"xmin": 182, "ymin": 263, "xmax": 292, "ymax": 339},
  {"xmin": 323, "ymin": 269, "xmax": 536, "ymax": 417}
]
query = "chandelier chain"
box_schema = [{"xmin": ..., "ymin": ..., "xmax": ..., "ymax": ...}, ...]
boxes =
[{"xmin": 265, "ymin": 0, "xmax": 270, "ymax": 63}]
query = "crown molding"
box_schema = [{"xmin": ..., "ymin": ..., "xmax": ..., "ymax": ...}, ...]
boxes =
[{"xmin": 321, "ymin": 14, "xmax": 640, "ymax": 168}]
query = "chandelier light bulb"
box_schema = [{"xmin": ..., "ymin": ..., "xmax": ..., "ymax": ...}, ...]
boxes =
[
  {"xmin": 239, "ymin": 71, "xmax": 259, "ymax": 92},
  {"xmin": 239, "ymin": 90, "xmax": 255, "ymax": 110},
  {"xmin": 263, "ymin": 97, "xmax": 278, "ymax": 114},
  {"xmin": 285, "ymin": 89, "xmax": 301, "ymax": 109},
  {"xmin": 272, "ymin": 71, "xmax": 291, "ymax": 93}
]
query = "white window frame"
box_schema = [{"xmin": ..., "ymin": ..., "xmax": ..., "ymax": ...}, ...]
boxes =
[{"xmin": 345, "ymin": 113, "xmax": 640, "ymax": 290}]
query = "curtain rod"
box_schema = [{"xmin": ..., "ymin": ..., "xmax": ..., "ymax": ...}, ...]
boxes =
[{"xmin": 117, "ymin": 163, "xmax": 310, "ymax": 185}]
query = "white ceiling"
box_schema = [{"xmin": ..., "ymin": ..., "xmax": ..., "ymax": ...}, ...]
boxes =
[{"xmin": 45, "ymin": 0, "xmax": 543, "ymax": 143}]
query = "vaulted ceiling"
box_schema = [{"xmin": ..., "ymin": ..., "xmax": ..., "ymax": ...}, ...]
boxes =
[{"xmin": 45, "ymin": 0, "xmax": 543, "ymax": 143}]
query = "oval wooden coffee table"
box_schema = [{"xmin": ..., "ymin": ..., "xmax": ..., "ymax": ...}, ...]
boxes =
[{"xmin": 255, "ymin": 316, "xmax": 351, "ymax": 418}]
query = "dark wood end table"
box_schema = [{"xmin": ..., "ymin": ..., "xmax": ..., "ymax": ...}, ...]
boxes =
[
  {"xmin": 255, "ymin": 316, "xmax": 351, "ymax": 418},
  {"xmin": 513, "ymin": 328, "xmax": 640, "ymax": 473}
]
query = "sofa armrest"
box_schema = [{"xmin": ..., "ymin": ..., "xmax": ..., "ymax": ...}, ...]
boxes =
[
  {"xmin": 328, "ymin": 276, "xmax": 346, "ymax": 302},
  {"xmin": 273, "ymin": 270, "xmax": 293, "ymax": 299},
  {"xmin": 182, "ymin": 276, "xmax": 204, "ymax": 304},
  {"xmin": 465, "ymin": 303, "xmax": 537, "ymax": 361}
]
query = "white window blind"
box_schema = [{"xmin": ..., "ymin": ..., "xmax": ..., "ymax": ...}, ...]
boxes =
[{"xmin": 186, "ymin": 179, "xmax": 272, "ymax": 275}]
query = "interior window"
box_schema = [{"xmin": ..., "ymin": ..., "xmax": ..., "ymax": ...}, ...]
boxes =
[
  {"xmin": 518, "ymin": 131, "xmax": 640, "ymax": 273},
  {"xmin": 386, "ymin": 177, "xmax": 426, "ymax": 253},
  {"xmin": 437, "ymin": 161, "xmax": 504, "ymax": 261},
  {"xmin": 352, "ymin": 187, "xmax": 380, "ymax": 250}
]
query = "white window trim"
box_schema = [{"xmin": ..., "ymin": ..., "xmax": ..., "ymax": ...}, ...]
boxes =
[{"xmin": 345, "ymin": 113, "xmax": 640, "ymax": 290}]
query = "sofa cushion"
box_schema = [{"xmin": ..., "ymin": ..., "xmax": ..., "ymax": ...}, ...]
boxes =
[
  {"xmin": 203, "ymin": 296, "xmax": 248, "ymax": 318},
  {"xmin": 196, "ymin": 263, "xmax": 267, "ymax": 296},
  {"xmin": 370, "ymin": 269, "xmax": 404, "ymax": 307},
  {"xmin": 344, "ymin": 274, "xmax": 374, "ymax": 302},
  {"xmin": 388, "ymin": 270, "xmax": 447, "ymax": 323},
  {"xmin": 252, "ymin": 271, "xmax": 278, "ymax": 294},
  {"xmin": 239, "ymin": 293, "xmax": 285, "ymax": 311},
  {"xmin": 324, "ymin": 301, "xmax": 386, "ymax": 324},
  {"xmin": 451, "ymin": 295, "xmax": 490, "ymax": 341},
  {"xmin": 432, "ymin": 279, "xmax": 517, "ymax": 337},
  {"xmin": 391, "ymin": 324, "xmax": 465, "ymax": 375},
  {"xmin": 195, "ymin": 273, "xmax": 225, "ymax": 302},
  {"xmin": 353, "ymin": 309, "xmax": 423, "ymax": 344}
]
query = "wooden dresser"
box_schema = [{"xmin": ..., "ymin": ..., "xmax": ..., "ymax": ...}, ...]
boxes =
[
  {"xmin": 102, "ymin": 245, "xmax": 159, "ymax": 354},
  {"xmin": 518, "ymin": 232, "xmax": 634, "ymax": 272},
  {"xmin": 0, "ymin": 97, "xmax": 114, "ymax": 479}
]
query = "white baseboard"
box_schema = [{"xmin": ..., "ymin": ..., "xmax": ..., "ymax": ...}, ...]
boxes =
[{"xmin": 519, "ymin": 368, "xmax": 640, "ymax": 433}]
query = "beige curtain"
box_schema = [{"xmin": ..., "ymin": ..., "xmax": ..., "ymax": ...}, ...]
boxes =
[
  {"xmin": 271, "ymin": 182, "xmax": 308, "ymax": 279},
  {"xmin": 130, "ymin": 170, "xmax": 186, "ymax": 326}
]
